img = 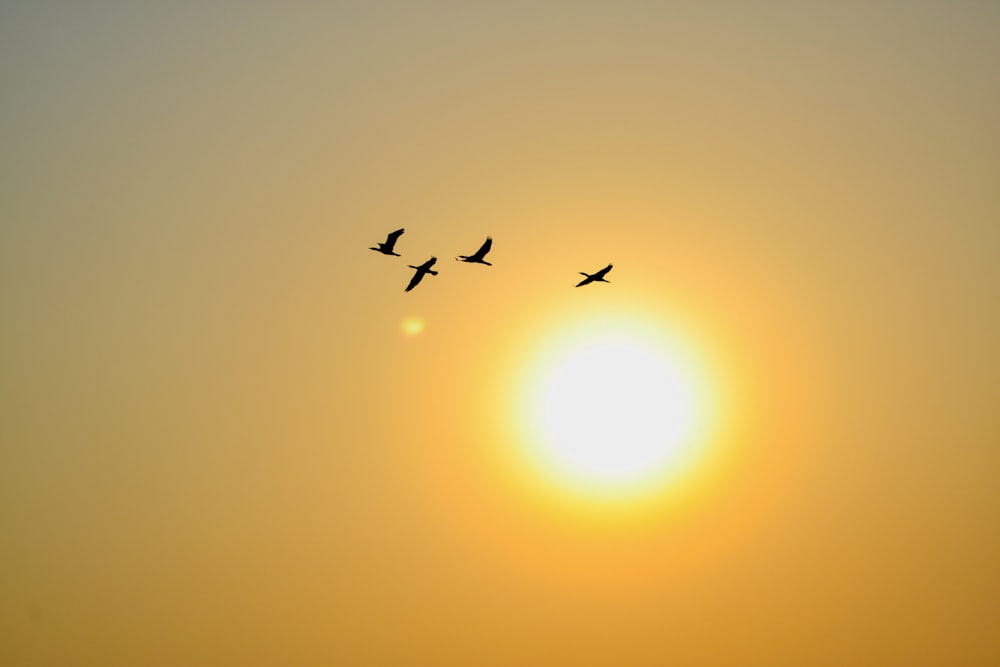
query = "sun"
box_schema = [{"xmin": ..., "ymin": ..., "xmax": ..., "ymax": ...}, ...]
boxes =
[
  {"xmin": 536, "ymin": 339, "xmax": 696, "ymax": 483},
  {"xmin": 515, "ymin": 318, "xmax": 712, "ymax": 500}
]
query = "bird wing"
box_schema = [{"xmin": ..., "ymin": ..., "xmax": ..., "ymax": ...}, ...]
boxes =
[
  {"xmin": 424, "ymin": 257, "xmax": 437, "ymax": 268},
  {"xmin": 384, "ymin": 228, "xmax": 404, "ymax": 249},
  {"xmin": 594, "ymin": 264, "xmax": 613, "ymax": 278},
  {"xmin": 474, "ymin": 237, "xmax": 492, "ymax": 259},
  {"xmin": 405, "ymin": 269, "xmax": 424, "ymax": 292},
  {"xmin": 575, "ymin": 275, "xmax": 592, "ymax": 287}
]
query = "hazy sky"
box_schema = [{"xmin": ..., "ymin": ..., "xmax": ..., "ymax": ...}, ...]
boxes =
[{"xmin": 2, "ymin": 3, "xmax": 998, "ymax": 665}]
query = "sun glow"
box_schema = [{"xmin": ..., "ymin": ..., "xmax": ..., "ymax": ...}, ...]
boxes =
[{"xmin": 516, "ymin": 318, "xmax": 714, "ymax": 501}]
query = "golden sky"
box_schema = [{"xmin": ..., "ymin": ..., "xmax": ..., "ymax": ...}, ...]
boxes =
[{"xmin": 2, "ymin": 3, "xmax": 998, "ymax": 665}]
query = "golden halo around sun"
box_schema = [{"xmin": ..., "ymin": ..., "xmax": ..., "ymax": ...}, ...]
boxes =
[{"xmin": 512, "ymin": 315, "xmax": 716, "ymax": 503}]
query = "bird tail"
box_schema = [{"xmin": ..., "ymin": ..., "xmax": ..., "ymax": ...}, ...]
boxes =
[{"xmin": 428, "ymin": 269, "xmax": 439, "ymax": 276}]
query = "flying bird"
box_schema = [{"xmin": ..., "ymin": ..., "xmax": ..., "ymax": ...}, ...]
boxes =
[
  {"xmin": 456, "ymin": 236, "xmax": 493, "ymax": 265},
  {"xmin": 575, "ymin": 263, "xmax": 613, "ymax": 287},
  {"xmin": 405, "ymin": 257, "xmax": 439, "ymax": 292},
  {"xmin": 370, "ymin": 228, "xmax": 405, "ymax": 256}
]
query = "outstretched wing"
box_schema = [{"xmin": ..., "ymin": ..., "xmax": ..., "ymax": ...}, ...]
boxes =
[
  {"xmin": 405, "ymin": 269, "xmax": 424, "ymax": 292},
  {"xmin": 473, "ymin": 237, "xmax": 492, "ymax": 260},
  {"xmin": 575, "ymin": 275, "xmax": 592, "ymax": 287},
  {"xmin": 384, "ymin": 228, "xmax": 405, "ymax": 248},
  {"xmin": 594, "ymin": 263, "xmax": 613, "ymax": 279}
]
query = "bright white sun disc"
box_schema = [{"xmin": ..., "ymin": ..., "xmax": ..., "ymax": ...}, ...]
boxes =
[{"xmin": 525, "ymin": 329, "xmax": 705, "ymax": 493}]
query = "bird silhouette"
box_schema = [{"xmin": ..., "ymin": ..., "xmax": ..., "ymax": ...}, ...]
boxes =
[
  {"xmin": 456, "ymin": 236, "xmax": 493, "ymax": 265},
  {"xmin": 405, "ymin": 257, "xmax": 439, "ymax": 292},
  {"xmin": 576, "ymin": 263, "xmax": 613, "ymax": 287},
  {"xmin": 370, "ymin": 228, "xmax": 404, "ymax": 256}
]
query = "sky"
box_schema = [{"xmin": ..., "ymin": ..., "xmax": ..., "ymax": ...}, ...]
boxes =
[{"xmin": 2, "ymin": 2, "xmax": 998, "ymax": 665}]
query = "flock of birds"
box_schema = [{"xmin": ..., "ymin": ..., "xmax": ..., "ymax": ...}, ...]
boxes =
[{"xmin": 369, "ymin": 228, "xmax": 613, "ymax": 291}]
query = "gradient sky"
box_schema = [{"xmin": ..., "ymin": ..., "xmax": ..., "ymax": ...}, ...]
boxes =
[{"xmin": 2, "ymin": 3, "xmax": 998, "ymax": 665}]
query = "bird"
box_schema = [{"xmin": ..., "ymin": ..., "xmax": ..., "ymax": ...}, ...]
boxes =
[
  {"xmin": 456, "ymin": 236, "xmax": 493, "ymax": 265},
  {"xmin": 370, "ymin": 228, "xmax": 404, "ymax": 256},
  {"xmin": 575, "ymin": 263, "xmax": 613, "ymax": 287},
  {"xmin": 405, "ymin": 257, "xmax": 439, "ymax": 291}
]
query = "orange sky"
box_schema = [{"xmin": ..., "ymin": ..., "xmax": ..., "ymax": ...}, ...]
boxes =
[{"xmin": 2, "ymin": 3, "xmax": 998, "ymax": 665}]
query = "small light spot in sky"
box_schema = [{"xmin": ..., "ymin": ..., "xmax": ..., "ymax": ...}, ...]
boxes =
[{"xmin": 401, "ymin": 316, "xmax": 426, "ymax": 336}]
